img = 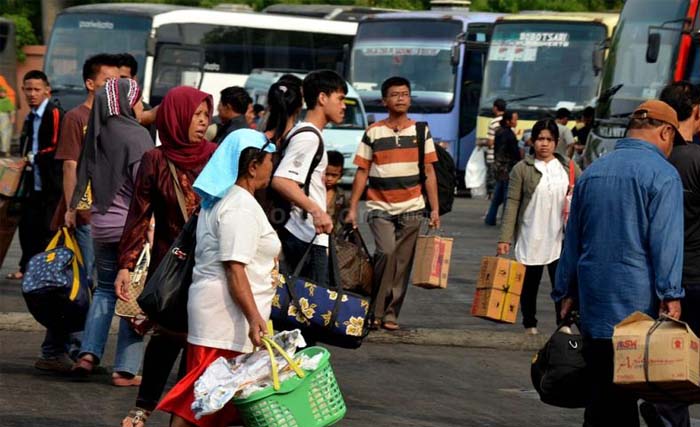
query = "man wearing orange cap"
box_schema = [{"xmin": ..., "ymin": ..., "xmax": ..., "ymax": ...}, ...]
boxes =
[{"xmin": 553, "ymin": 100, "xmax": 685, "ymax": 426}]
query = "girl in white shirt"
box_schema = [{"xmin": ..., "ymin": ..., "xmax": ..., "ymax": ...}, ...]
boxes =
[
  {"xmin": 497, "ymin": 119, "xmax": 581, "ymax": 336},
  {"xmin": 157, "ymin": 129, "xmax": 278, "ymax": 427}
]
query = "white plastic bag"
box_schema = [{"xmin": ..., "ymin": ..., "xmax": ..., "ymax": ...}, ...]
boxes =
[{"xmin": 465, "ymin": 146, "xmax": 487, "ymax": 191}]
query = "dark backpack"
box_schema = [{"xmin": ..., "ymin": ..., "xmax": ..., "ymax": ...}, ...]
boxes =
[
  {"xmin": 417, "ymin": 121, "xmax": 456, "ymax": 216},
  {"xmin": 264, "ymin": 126, "xmax": 325, "ymax": 229}
]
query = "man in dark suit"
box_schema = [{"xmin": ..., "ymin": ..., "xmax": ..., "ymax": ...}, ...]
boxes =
[{"xmin": 13, "ymin": 70, "xmax": 64, "ymax": 278}]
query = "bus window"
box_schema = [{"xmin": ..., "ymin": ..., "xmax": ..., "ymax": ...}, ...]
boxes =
[
  {"xmin": 686, "ymin": 43, "xmax": 700, "ymax": 85},
  {"xmin": 460, "ymin": 49, "xmax": 486, "ymax": 138},
  {"xmin": 151, "ymin": 45, "xmax": 204, "ymax": 105}
]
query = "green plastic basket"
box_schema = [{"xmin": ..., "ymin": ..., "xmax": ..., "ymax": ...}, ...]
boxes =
[{"xmin": 233, "ymin": 346, "xmax": 346, "ymax": 427}]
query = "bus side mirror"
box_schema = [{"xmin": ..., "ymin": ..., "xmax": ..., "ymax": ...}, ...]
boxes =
[
  {"xmin": 451, "ymin": 43, "xmax": 460, "ymax": 66},
  {"xmin": 592, "ymin": 49, "xmax": 604, "ymax": 76},
  {"xmin": 646, "ymin": 33, "xmax": 661, "ymax": 63}
]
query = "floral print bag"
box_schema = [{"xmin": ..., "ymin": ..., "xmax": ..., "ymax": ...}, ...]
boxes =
[{"xmin": 271, "ymin": 238, "xmax": 373, "ymax": 349}]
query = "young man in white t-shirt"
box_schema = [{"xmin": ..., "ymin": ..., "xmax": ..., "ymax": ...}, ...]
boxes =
[{"xmin": 271, "ymin": 70, "xmax": 347, "ymax": 285}]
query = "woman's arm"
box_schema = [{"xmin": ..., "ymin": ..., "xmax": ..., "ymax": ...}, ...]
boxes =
[
  {"xmin": 224, "ymin": 261, "xmax": 267, "ymax": 347},
  {"xmin": 498, "ymin": 163, "xmax": 525, "ymax": 248}
]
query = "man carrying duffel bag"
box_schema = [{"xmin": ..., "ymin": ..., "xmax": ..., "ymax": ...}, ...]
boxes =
[{"xmin": 22, "ymin": 227, "xmax": 90, "ymax": 372}]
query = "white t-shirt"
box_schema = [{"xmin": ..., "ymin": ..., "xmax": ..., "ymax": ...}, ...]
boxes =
[
  {"xmin": 188, "ymin": 185, "xmax": 281, "ymax": 353},
  {"xmin": 274, "ymin": 122, "xmax": 329, "ymax": 247},
  {"xmin": 555, "ymin": 123, "xmax": 575, "ymax": 156},
  {"xmin": 514, "ymin": 159, "xmax": 569, "ymax": 266}
]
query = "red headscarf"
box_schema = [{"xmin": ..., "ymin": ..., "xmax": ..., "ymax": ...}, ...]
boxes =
[{"xmin": 156, "ymin": 86, "xmax": 217, "ymax": 170}]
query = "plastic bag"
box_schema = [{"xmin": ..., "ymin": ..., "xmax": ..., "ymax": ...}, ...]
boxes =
[{"xmin": 465, "ymin": 146, "xmax": 487, "ymax": 190}]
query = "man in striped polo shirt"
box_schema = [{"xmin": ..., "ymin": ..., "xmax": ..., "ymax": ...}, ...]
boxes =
[{"xmin": 346, "ymin": 76, "xmax": 440, "ymax": 331}]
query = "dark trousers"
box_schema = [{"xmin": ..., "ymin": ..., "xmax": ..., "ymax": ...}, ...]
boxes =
[
  {"xmin": 19, "ymin": 191, "xmax": 57, "ymax": 272},
  {"xmin": 135, "ymin": 333, "xmax": 186, "ymax": 411},
  {"xmin": 485, "ymin": 180, "xmax": 508, "ymax": 225},
  {"xmin": 583, "ymin": 339, "xmax": 640, "ymax": 427},
  {"xmin": 521, "ymin": 260, "xmax": 560, "ymax": 328},
  {"xmin": 280, "ymin": 228, "xmax": 328, "ymax": 287},
  {"xmin": 649, "ymin": 286, "xmax": 700, "ymax": 427}
]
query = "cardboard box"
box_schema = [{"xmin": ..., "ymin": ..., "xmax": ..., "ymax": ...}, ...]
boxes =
[
  {"xmin": 471, "ymin": 257, "xmax": 526, "ymax": 323},
  {"xmin": 0, "ymin": 157, "xmax": 25, "ymax": 197},
  {"xmin": 613, "ymin": 311, "xmax": 700, "ymax": 401},
  {"xmin": 412, "ymin": 235, "xmax": 453, "ymax": 289}
]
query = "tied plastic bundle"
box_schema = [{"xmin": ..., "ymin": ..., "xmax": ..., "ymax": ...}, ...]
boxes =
[{"xmin": 191, "ymin": 329, "xmax": 322, "ymax": 419}]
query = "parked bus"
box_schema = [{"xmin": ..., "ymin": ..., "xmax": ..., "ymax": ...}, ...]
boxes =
[
  {"xmin": 262, "ymin": 4, "xmax": 402, "ymax": 21},
  {"xmin": 585, "ymin": 0, "xmax": 699, "ymax": 165},
  {"xmin": 349, "ymin": 11, "xmax": 504, "ymax": 188},
  {"xmin": 476, "ymin": 12, "xmax": 618, "ymax": 147},
  {"xmin": 44, "ymin": 3, "xmax": 357, "ymax": 111}
]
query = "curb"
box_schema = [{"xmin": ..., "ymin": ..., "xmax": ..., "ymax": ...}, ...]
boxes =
[{"xmin": 0, "ymin": 312, "xmax": 546, "ymax": 351}]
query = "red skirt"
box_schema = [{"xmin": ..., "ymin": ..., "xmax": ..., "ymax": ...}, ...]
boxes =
[{"xmin": 157, "ymin": 343, "xmax": 243, "ymax": 427}]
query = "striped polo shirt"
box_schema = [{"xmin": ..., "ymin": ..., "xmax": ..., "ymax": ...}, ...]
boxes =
[{"xmin": 354, "ymin": 120, "xmax": 438, "ymax": 215}]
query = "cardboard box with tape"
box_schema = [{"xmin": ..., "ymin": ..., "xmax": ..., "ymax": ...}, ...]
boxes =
[
  {"xmin": 412, "ymin": 234, "xmax": 453, "ymax": 289},
  {"xmin": 471, "ymin": 256, "xmax": 525, "ymax": 323},
  {"xmin": 613, "ymin": 311, "xmax": 700, "ymax": 401}
]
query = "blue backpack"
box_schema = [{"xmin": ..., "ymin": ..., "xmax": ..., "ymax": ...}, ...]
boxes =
[{"xmin": 22, "ymin": 228, "xmax": 91, "ymax": 333}]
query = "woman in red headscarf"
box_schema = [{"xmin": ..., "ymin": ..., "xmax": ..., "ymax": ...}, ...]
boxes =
[{"xmin": 116, "ymin": 86, "xmax": 217, "ymax": 427}]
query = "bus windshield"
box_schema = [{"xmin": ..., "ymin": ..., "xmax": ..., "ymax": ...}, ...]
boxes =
[
  {"xmin": 350, "ymin": 19, "xmax": 462, "ymax": 113},
  {"xmin": 480, "ymin": 21, "xmax": 607, "ymax": 113},
  {"xmin": 599, "ymin": 0, "xmax": 689, "ymax": 117},
  {"xmin": 45, "ymin": 13, "xmax": 150, "ymax": 90}
]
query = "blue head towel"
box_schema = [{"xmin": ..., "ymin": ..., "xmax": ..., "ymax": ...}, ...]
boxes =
[{"xmin": 193, "ymin": 129, "xmax": 275, "ymax": 209}]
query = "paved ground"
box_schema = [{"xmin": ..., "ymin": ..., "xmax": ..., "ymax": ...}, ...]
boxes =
[{"xmin": 2, "ymin": 198, "xmax": 700, "ymax": 426}]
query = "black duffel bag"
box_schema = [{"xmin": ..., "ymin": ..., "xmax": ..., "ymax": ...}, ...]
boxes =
[
  {"xmin": 137, "ymin": 213, "xmax": 197, "ymax": 333},
  {"xmin": 531, "ymin": 314, "xmax": 591, "ymax": 408}
]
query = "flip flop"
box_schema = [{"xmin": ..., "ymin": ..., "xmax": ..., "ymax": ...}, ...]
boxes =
[
  {"xmin": 382, "ymin": 321, "xmax": 400, "ymax": 331},
  {"xmin": 122, "ymin": 407, "xmax": 150, "ymax": 427},
  {"xmin": 112, "ymin": 373, "xmax": 142, "ymax": 387},
  {"xmin": 5, "ymin": 271, "xmax": 23, "ymax": 280},
  {"xmin": 72, "ymin": 355, "xmax": 95, "ymax": 377}
]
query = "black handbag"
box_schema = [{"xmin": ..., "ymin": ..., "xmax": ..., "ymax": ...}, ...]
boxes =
[
  {"xmin": 271, "ymin": 238, "xmax": 374, "ymax": 349},
  {"xmin": 531, "ymin": 315, "xmax": 591, "ymax": 408},
  {"xmin": 137, "ymin": 162, "xmax": 195, "ymax": 332}
]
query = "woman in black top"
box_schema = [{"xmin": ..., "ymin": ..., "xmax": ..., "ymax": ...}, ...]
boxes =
[{"xmin": 485, "ymin": 111, "xmax": 520, "ymax": 225}]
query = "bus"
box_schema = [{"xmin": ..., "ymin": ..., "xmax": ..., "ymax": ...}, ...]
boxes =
[
  {"xmin": 476, "ymin": 13, "xmax": 619, "ymax": 148},
  {"xmin": 585, "ymin": 0, "xmax": 700, "ymax": 166},
  {"xmin": 349, "ymin": 11, "xmax": 505, "ymax": 188},
  {"xmin": 262, "ymin": 4, "xmax": 402, "ymax": 22},
  {"xmin": 44, "ymin": 3, "xmax": 357, "ymax": 111}
]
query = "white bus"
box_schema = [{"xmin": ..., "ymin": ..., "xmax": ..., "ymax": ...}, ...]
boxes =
[{"xmin": 44, "ymin": 3, "xmax": 357, "ymax": 110}]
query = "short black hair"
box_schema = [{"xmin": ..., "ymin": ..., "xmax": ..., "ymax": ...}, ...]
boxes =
[
  {"xmin": 115, "ymin": 53, "xmax": 138, "ymax": 77},
  {"xmin": 82, "ymin": 53, "xmax": 119, "ymax": 83},
  {"xmin": 581, "ymin": 106, "xmax": 595, "ymax": 120},
  {"xmin": 493, "ymin": 98, "xmax": 506, "ymax": 113},
  {"xmin": 303, "ymin": 70, "xmax": 347, "ymax": 110},
  {"xmin": 556, "ymin": 108, "xmax": 571, "ymax": 120},
  {"xmin": 500, "ymin": 110, "xmax": 516, "ymax": 127},
  {"xmin": 660, "ymin": 81, "xmax": 700, "ymax": 122},
  {"xmin": 531, "ymin": 119, "xmax": 560, "ymax": 145},
  {"xmin": 253, "ymin": 103, "xmax": 265, "ymax": 115},
  {"xmin": 23, "ymin": 70, "xmax": 49, "ymax": 85},
  {"xmin": 327, "ymin": 150, "xmax": 344, "ymax": 169},
  {"xmin": 237, "ymin": 147, "xmax": 269, "ymax": 179},
  {"xmin": 381, "ymin": 76, "xmax": 411, "ymax": 98},
  {"xmin": 278, "ymin": 74, "xmax": 303, "ymax": 89},
  {"xmin": 220, "ymin": 86, "xmax": 252, "ymax": 115}
]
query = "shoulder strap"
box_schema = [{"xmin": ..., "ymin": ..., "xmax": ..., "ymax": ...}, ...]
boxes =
[
  {"xmin": 167, "ymin": 160, "xmax": 189, "ymax": 221},
  {"xmin": 416, "ymin": 121, "xmax": 427, "ymax": 184},
  {"xmin": 284, "ymin": 126, "xmax": 324, "ymax": 194}
]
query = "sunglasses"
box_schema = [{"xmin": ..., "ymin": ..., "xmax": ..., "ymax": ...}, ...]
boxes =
[{"xmin": 258, "ymin": 138, "xmax": 273, "ymax": 154}]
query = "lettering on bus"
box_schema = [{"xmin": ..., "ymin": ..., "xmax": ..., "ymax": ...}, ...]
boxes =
[
  {"xmin": 361, "ymin": 47, "xmax": 441, "ymax": 57},
  {"xmin": 79, "ymin": 20, "xmax": 114, "ymax": 30},
  {"xmin": 518, "ymin": 32, "xmax": 570, "ymax": 48}
]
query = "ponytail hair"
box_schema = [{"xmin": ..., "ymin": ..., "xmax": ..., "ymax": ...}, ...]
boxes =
[{"xmin": 265, "ymin": 81, "xmax": 303, "ymax": 144}]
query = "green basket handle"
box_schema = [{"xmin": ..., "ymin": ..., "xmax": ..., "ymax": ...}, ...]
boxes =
[{"xmin": 260, "ymin": 335, "xmax": 306, "ymax": 391}]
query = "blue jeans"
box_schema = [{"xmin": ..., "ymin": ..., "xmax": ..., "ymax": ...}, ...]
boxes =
[
  {"xmin": 79, "ymin": 241, "xmax": 144, "ymax": 375},
  {"xmin": 485, "ymin": 179, "xmax": 508, "ymax": 226},
  {"xmin": 74, "ymin": 224, "xmax": 94, "ymax": 287},
  {"xmin": 280, "ymin": 229, "xmax": 328, "ymax": 287}
]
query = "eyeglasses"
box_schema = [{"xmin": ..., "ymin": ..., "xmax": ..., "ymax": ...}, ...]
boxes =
[{"xmin": 259, "ymin": 138, "xmax": 273, "ymax": 153}]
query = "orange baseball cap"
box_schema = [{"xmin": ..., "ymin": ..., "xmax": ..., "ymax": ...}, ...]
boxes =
[{"xmin": 630, "ymin": 100, "xmax": 685, "ymax": 144}]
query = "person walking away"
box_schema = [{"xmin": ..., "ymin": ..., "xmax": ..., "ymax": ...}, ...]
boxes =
[
  {"xmin": 271, "ymin": 70, "xmax": 346, "ymax": 285},
  {"xmin": 346, "ymin": 76, "xmax": 441, "ymax": 331},
  {"xmin": 642, "ymin": 82, "xmax": 700, "ymax": 427},
  {"xmin": 554, "ymin": 100, "xmax": 685, "ymax": 427},
  {"xmin": 326, "ymin": 150, "xmax": 348, "ymax": 232},
  {"xmin": 262, "ymin": 80, "xmax": 302, "ymax": 148},
  {"xmin": 212, "ymin": 86, "xmax": 253, "ymax": 144},
  {"xmin": 0, "ymin": 84, "xmax": 15, "ymax": 157},
  {"xmin": 9, "ymin": 71, "xmax": 64, "ymax": 281},
  {"xmin": 70, "ymin": 78, "xmax": 152, "ymax": 386},
  {"xmin": 481, "ymin": 99, "xmax": 506, "ymax": 197},
  {"xmin": 56, "ymin": 53, "xmax": 119, "ymax": 279},
  {"xmin": 116, "ymin": 86, "xmax": 217, "ymax": 427},
  {"xmin": 485, "ymin": 111, "xmax": 519, "ymax": 226},
  {"xmin": 497, "ymin": 119, "xmax": 580, "ymax": 335},
  {"xmin": 157, "ymin": 129, "xmax": 278, "ymax": 427},
  {"xmin": 554, "ymin": 108, "xmax": 575, "ymax": 157},
  {"xmin": 572, "ymin": 106, "xmax": 594, "ymax": 165}
]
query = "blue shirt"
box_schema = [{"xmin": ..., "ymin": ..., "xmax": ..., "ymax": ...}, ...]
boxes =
[
  {"xmin": 31, "ymin": 98, "xmax": 48, "ymax": 192},
  {"xmin": 553, "ymin": 138, "xmax": 685, "ymax": 339}
]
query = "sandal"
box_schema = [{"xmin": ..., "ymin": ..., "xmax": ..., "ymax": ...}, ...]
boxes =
[
  {"xmin": 369, "ymin": 319, "xmax": 381, "ymax": 330},
  {"xmin": 5, "ymin": 271, "xmax": 23, "ymax": 280},
  {"xmin": 122, "ymin": 407, "xmax": 150, "ymax": 427},
  {"xmin": 112, "ymin": 373, "xmax": 142, "ymax": 387},
  {"xmin": 72, "ymin": 355, "xmax": 96, "ymax": 376},
  {"xmin": 382, "ymin": 321, "xmax": 400, "ymax": 331}
]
